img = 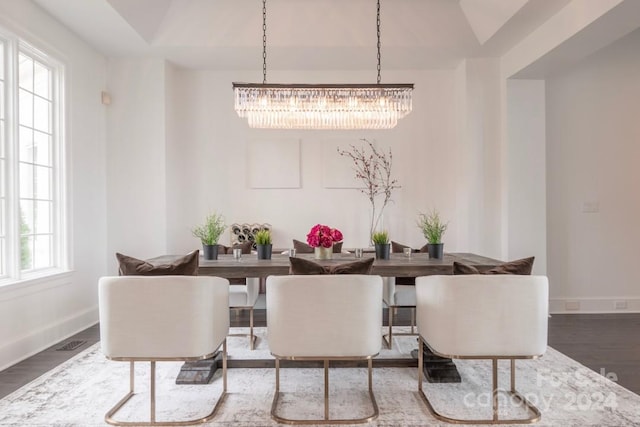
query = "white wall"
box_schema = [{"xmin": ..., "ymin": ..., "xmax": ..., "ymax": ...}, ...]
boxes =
[
  {"xmin": 0, "ymin": 0, "xmax": 107, "ymax": 370},
  {"xmin": 455, "ymin": 58, "xmax": 504, "ymax": 260},
  {"xmin": 546, "ymin": 28, "xmax": 640, "ymax": 313},
  {"xmin": 105, "ymin": 58, "xmax": 167, "ymax": 267},
  {"xmin": 164, "ymin": 68, "xmax": 473, "ymax": 253},
  {"xmin": 506, "ymin": 80, "xmax": 546, "ymax": 275}
]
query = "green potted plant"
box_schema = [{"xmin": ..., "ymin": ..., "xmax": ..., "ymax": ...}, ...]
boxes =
[
  {"xmin": 417, "ymin": 209, "xmax": 448, "ymax": 259},
  {"xmin": 192, "ymin": 213, "xmax": 226, "ymax": 260},
  {"xmin": 372, "ymin": 230, "xmax": 390, "ymax": 260},
  {"xmin": 255, "ymin": 229, "xmax": 273, "ymax": 260}
]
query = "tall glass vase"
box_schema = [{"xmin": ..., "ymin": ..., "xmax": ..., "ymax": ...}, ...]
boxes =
[{"xmin": 369, "ymin": 209, "xmax": 384, "ymax": 246}]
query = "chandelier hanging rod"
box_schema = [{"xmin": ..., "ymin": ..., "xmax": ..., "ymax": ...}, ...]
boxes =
[{"xmin": 232, "ymin": 0, "xmax": 414, "ymax": 130}]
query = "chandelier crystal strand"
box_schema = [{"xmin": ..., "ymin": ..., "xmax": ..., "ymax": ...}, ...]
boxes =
[{"xmin": 232, "ymin": 0, "xmax": 413, "ymax": 130}]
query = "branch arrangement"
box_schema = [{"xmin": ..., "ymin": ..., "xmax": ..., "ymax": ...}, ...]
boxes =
[{"xmin": 337, "ymin": 139, "xmax": 400, "ymax": 243}]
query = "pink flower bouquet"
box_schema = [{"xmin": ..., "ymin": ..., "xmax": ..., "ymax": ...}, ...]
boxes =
[{"xmin": 306, "ymin": 224, "xmax": 343, "ymax": 248}]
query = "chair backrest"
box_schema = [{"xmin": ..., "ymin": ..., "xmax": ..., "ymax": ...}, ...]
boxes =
[
  {"xmin": 416, "ymin": 275, "xmax": 548, "ymax": 357},
  {"xmin": 99, "ymin": 275, "xmax": 229, "ymax": 359},
  {"xmin": 266, "ymin": 274, "xmax": 383, "ymax": 358}
]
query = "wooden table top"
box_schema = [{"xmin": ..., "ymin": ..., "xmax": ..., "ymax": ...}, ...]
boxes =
[{"xmin": 151, "ymin": 252, "xmax": 503, "ymax": 278}]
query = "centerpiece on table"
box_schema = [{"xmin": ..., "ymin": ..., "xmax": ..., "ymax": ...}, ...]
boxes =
[
  {"xmin": 337, "ymin": 139, "xmax": 400, "ymax": 246},
  {"xmin": 306, "ymin": 224, "xmax": 343, "ymax": 260}
]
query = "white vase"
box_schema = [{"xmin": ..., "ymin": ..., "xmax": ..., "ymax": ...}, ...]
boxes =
[{"xmin": 314, "ymin": 246, "xmax": 333, "ymax": 260}]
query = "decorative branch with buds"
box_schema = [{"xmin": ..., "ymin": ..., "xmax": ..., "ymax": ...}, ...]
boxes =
[{"xmin": 337, "ymin": 139, "xmax": 400, "ymax": 244}]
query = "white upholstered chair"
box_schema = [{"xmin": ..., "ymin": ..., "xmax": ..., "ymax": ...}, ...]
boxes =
[
  {"xmin": 415, "ymin": 275, "xmax": 549, "ymax": 424},
  {"xmin": 228, "ymin": 277, "xmax": 260, "ymax": 349},
  {"xmin": 98, "ymin": 275, "xmax": 229, "ymax": 426},
  {"xmin": 382, "ymin": 276, "xmax": 417, "ymax": 349},
  {"xmin": 267, "ymin": 274, "xmax": 383, "ymax": 424}
]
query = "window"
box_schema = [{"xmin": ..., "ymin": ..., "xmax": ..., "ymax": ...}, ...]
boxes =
[{"xmin": 0, "ymin": 30, "xmax": 66, "ymax": 284}]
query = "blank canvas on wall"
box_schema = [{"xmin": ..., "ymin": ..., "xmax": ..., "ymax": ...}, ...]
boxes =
[{"xmin": 247, "ymin": 139, "xmax": 301, "ymax": 188}]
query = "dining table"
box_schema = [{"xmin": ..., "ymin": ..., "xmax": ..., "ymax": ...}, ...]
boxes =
[
  {"xmin": 150, "ymin": 251, "xmax": 503, "ymax": 385},
  {"xmin": 151, "ymin": 251, "xmax": 503, "ymax": 280}
]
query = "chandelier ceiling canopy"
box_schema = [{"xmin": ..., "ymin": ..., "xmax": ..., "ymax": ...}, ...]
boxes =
[{"xmin": 232, "ymin": 0, "xmax": 414, "ymax": 130}]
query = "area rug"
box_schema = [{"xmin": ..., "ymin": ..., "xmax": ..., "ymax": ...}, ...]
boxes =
[{"xmin": 1, "ymin": 328, "xmax": 639, "ymax": 426}]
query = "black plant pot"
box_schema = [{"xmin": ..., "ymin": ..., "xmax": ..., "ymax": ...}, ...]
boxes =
[
  {"xmin": 375, "ymin": 243, "xmax": 391, "ymax": 260},
  {"xmin": 256, "ymin": 244, "xmax": 273, "ymax": 260},
  {"xmin": 427, "ymin": 243, "xmax": 444, "ymax": 260},
  {"xmin": 202, "ymin": 244, "xmax": 218, "ymax": 260}
]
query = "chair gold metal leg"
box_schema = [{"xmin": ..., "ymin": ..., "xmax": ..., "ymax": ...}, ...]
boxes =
[
  {"xmin": 270, "ymin": 356, "xmax": 379, "ymax": 425},
  {"xmin": 250, "ymin": 307, "xmax": 255, "ymax": 350},
  {"xmin": 223, "ymin": 339, "xmax": 227, "ymax": 392},
  {"xmin": 104, "ymin": 343, "xmax": 228, "ymax": 426},
  {"xmin": 130, "ymin": 361, "xmax": 134, "ymax": 393},
  {"xmin": 410, "ymin": 307, "xmax": 415, "ymax": 334},
  {"xmin": 418, "ymin": 336, "xmax": 423, "ymax": 391},
  {"xmin": 150, "ymin": 361, "xmax": 156, "ymax": 423},
  {"xmin": 383, "ymin": 306, "xmax": 418, "ymax": 350},
  {"xmin": 417, "ymin": 339, "xmax": 542, "ymax": 425},
  {"xmin": 492, "ymin": 359, "xmax": 498, "ymax": 422},
  {"xmin": 388, "ymin": 307, "xmax": 394, "ymax": 349},
  {"xmin": 324, "ymin": 360, "xmax": 329, "ymax": 420},
  {"xmin": 228, "ymin": 307, "xmax": 257, "ymax": 350}
]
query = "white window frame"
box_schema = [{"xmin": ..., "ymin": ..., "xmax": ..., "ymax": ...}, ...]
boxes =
[{"xmin": 0, "ymin": 27, "xmax": 69, "ymax": 286}]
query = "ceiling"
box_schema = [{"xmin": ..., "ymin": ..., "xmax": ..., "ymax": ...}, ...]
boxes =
[{"xmin": 33, "ymin": 0, "xmax": 572, "ymax": 70}]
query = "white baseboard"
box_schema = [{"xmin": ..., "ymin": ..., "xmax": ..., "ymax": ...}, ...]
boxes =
[
  {"xmin": 0, "ymin": 306, "xmax": 99, "ymax": 372},
  {"xmin": 550, "ymin": 298, "xmax": 640, "ymax": 314}
]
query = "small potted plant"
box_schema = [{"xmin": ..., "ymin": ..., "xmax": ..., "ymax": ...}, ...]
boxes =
[
  {"xmin": 372, "ymin": 230, "xmax": 390, "ymax": 260},
  {"xmin": 192, "ymin": 212, "xmax": 226, "ymax": 260},
  {"xmin": 255, "ymin": 229, "xmax": 273, "ymax": 260},
  {"xmin": 417, "ymin": 209, "xmax": 448, "ymax": 259}
]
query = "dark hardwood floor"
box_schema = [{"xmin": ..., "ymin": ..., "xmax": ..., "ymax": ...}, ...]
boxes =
[
  {"xmin": 1, "ymin": 310, "xmax": 639, "ymax": 399},
  {"xmin": 547, "ymin": 313, "xmax": 640, "ymax": 395}
]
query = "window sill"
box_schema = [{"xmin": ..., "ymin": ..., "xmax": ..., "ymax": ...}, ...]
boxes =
[{"xmin": 0, "ymin": 270, "xmax": 75, "ymax": 300}]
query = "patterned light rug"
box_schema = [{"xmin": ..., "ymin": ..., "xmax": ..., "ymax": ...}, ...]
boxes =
[{"xmin": 1, "ymin": 327, "xmax": 639, "ymax": 426}]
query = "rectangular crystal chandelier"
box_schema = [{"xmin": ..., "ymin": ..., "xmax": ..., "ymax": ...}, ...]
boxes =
[
  {"xmin": 233, "ymin": 0, "xmax": 414, "ymax": 130},
  {"xmin": 233, "ymin": 83, "xmax": 413, "ymax": 129}
]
